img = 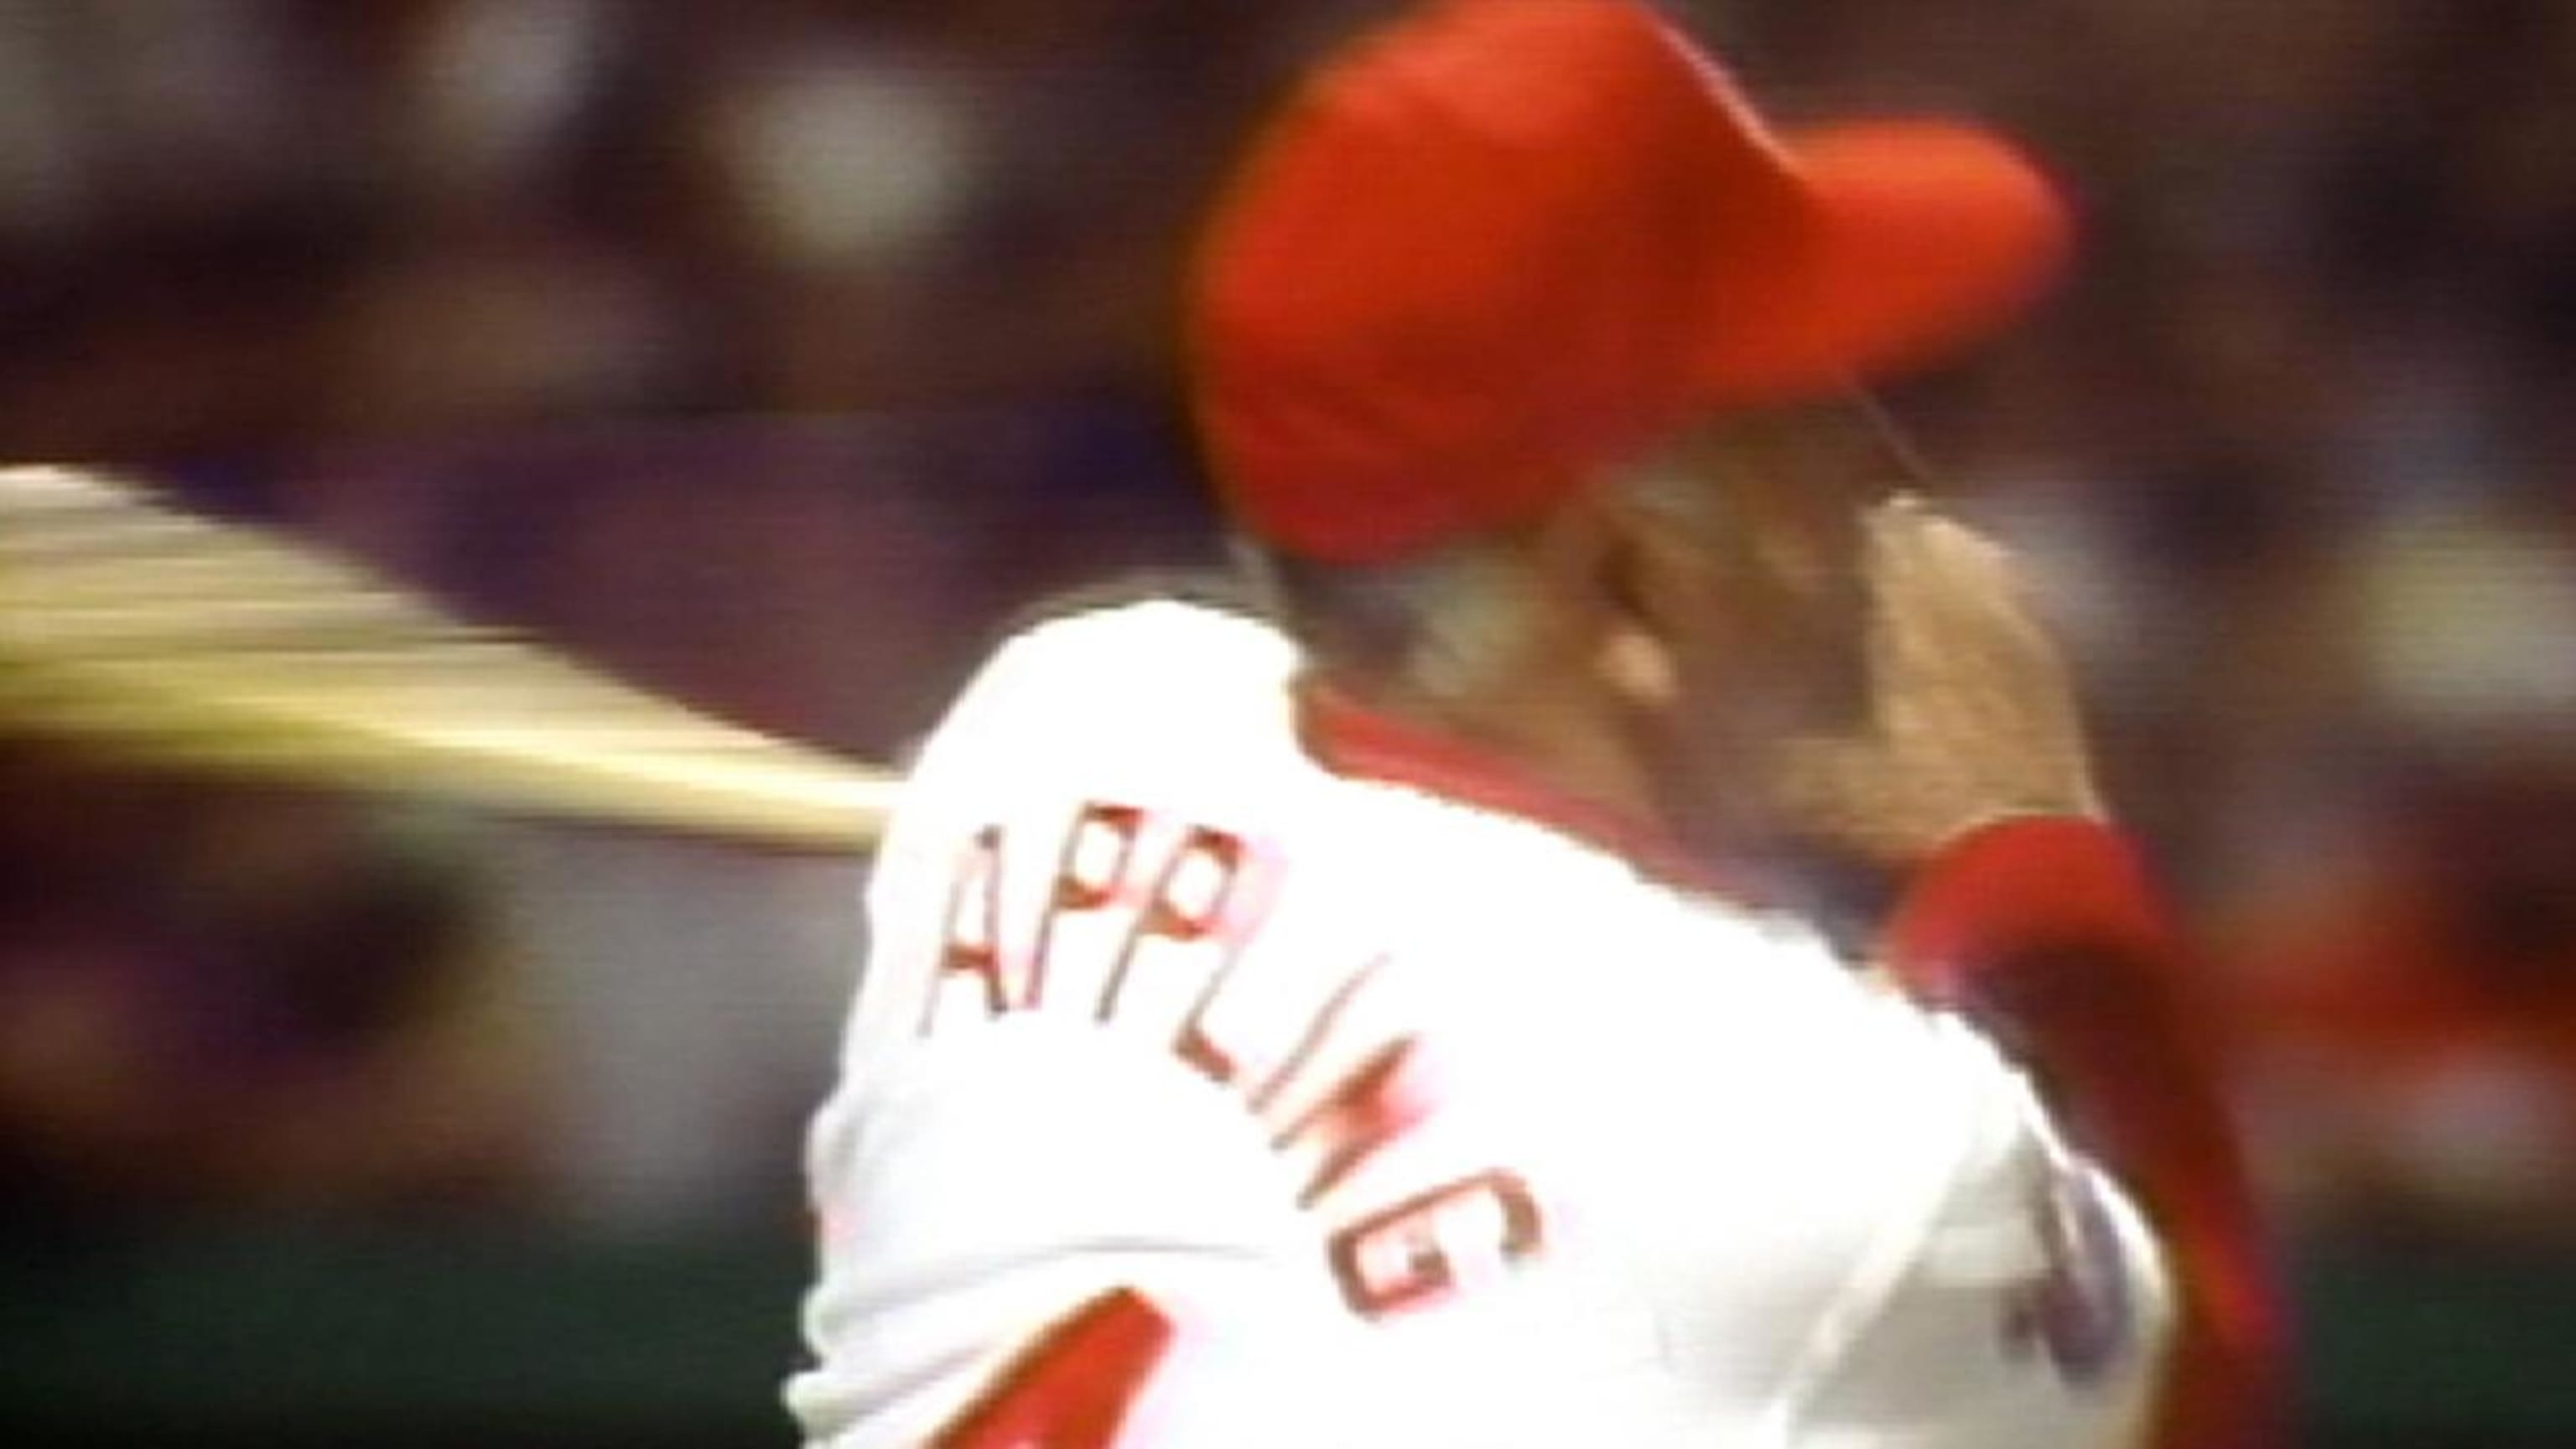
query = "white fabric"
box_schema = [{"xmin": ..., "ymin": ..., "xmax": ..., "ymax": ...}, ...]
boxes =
[{"xmin": 788, "ymin": 600, "xmax": 2172, "ymax": 1447}]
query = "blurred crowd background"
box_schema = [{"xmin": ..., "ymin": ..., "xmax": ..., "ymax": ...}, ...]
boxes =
[{"xmin": 2, "ymin": 1, "xmax": 2573, "ymax": 1445}]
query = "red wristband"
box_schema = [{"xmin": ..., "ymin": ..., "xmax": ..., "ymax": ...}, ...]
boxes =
[{"xmin": 1886, "ymin": 815, "xmax": 2168, "ymax": 999}]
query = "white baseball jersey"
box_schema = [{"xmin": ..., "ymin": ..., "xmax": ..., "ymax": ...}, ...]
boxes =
[{"xmin": 789, "ymin": 597, "xmax": 2172, "ymax": 1448}]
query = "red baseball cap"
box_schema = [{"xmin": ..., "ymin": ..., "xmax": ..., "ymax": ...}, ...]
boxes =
[{"xmin": 1188, "ymin": 0, "xmax": 2072, "ymax": 564}]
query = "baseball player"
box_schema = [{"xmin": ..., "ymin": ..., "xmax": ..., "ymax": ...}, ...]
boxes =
[{"xmin": 788, "ymin": 3, "xmax": 2280, "ymax": 1446}]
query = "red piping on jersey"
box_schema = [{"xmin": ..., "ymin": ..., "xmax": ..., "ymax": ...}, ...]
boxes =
[{"xmin": 1293, "ymin": 681, "xmax": 1746, "ymax": 901}]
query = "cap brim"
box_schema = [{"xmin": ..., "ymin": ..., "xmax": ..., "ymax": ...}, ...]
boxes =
[{"xmin": 1695, "ymin": 121, "xmax": 2072, "ymax": 410}]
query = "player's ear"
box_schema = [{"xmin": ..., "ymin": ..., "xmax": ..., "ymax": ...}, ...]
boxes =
[
  {"xmin": 1587, "ymin": 486, "xmax": 1696, "ymax": 631},
  {"xmin": 1566, "ymin": 491, "xmax": 1683, "ymax": 708}
]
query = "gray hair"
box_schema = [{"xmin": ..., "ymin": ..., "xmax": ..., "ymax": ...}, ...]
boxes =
[{"xmin": 1233, "ymin": 532, "xmax": 1550, "ymax": 709}]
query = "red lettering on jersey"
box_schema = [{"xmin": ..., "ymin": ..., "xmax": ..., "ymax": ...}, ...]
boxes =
[
  {"xmin": 1032, "ymin": 803, "xmax": 1146, "ymax": 1010},
  {"xmin": 1146, "ymin": 826, "xmax": 1248, "ymax": 939},
  {"xmin": 1125, "ymin": 824, "xmax": 1262, "ymax": 1084},
  {"xmin": 918, "ymin": 803, "xmax": 1550, "ymax": 1323},
  {"xmin": 1280, "ymin": 1039, "xmax": 1432, "ymax": 1208},
  {"xmin": 1098, "ymin": 823, "xmax": 1245, "ymax": 1014},
  {"xmin": 1245, "ymin": 953, "xmax": 1385, "ymax": 1119},
  {"xmin": 925, "ymin": 825, "xmax": 1012, "ymax": 1028},
  {"xmin": 1327, "ymin": 1171, "xmax": 1543, "ymax": 1318},
  {"xmin": 926, "ymin": 803, "xmax": 1271, "ymax": 1053}
]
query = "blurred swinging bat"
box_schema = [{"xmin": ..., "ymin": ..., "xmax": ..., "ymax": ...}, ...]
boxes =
[{"xmin": 0, "ymin": 465, "xmax": 897, "ymax": 850}]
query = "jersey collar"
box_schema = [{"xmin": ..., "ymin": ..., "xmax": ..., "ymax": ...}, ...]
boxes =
[{"xmin": 1293, "ymin": 678, "xmax": 1755, "ymax": 903}]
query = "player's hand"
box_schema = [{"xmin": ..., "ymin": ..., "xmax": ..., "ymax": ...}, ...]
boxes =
[{"xmin": 1768, "ymin": 498, "xmax": 2104, "ymax": 869}]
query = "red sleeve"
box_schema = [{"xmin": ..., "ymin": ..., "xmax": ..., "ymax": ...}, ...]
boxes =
[{"xmin": 1884, "ymin": 817, "xmax": 2292, "ymax": 1449}]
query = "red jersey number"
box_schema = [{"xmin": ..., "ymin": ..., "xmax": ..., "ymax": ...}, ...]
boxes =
[{"xmin": 933, "ymin": 1289, "xmax": 1172, "ymax": 1449}]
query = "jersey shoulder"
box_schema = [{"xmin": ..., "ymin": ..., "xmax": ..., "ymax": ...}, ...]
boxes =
[
  {"xmin": 1755, "ymin": 990, "xmax": 2176, "ymax": 1446},
  {"xmin": 921, "ymin": 597, "xmax": 1297, "ymax": 786},
  {"xmin": 879, "ymin": 595, "xmax": 1305, "ymax": 866}
]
